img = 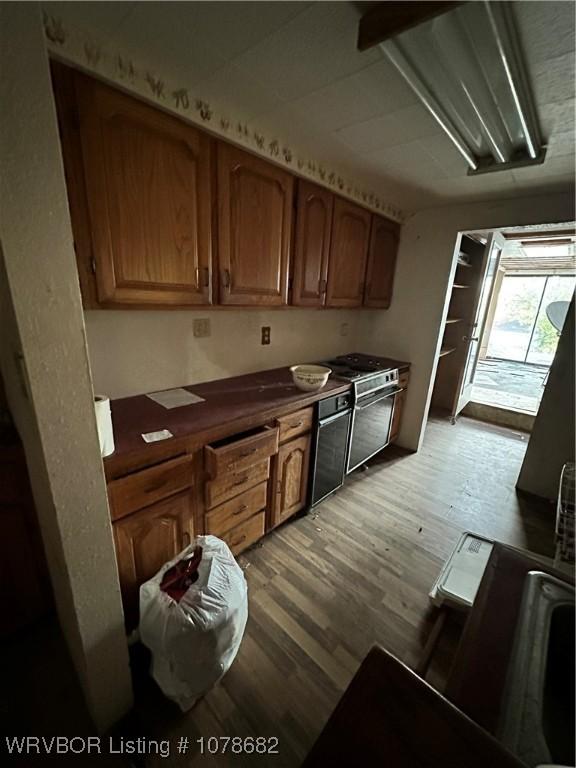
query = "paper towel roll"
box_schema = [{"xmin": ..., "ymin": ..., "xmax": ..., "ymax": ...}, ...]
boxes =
[{"xmin": 95, "ymin": 396, "xmax": 115, "ymax": 457}]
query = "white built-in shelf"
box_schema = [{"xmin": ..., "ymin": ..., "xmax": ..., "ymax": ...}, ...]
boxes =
[
  {"xmin": 438, "ymin": 347, "xmax": 456, "ymax": 358},
  {"xmin": 445, "ymin": 317, "xmax": 463, "ymax": 324},
  {"xmin": 452, "ymin": 284, "xmax": 469, "ymax": 289},
  {"xmin": 457, "ymin": 257, "xmax": 472, "ymax": 268}
]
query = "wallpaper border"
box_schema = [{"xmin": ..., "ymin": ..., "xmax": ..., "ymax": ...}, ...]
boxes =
[{"xmin": 43, "ymin": 11, "xmax": 404, "ymax": 223}]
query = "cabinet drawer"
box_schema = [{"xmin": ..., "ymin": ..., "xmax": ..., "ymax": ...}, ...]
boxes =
[
  {"xmin": 205, "ymin": 427, "xmax": 278, "ymax": 478},
  {"xmin": 108, "ymin": 455, "xmax": 194, "ymax": 521},
  {"xmin": 205, "ymin": 481, "xmax": 267, "ymax": 537},
  {"xmin": 220, "ymin": 510, "xmax": 265, "ymax": 556},
  {"xmin": 276, "ymin": 406, "xmax": 314, "ymax": 443},
  {"xmin": 205, "ymin": 459, "xmax": 270, "ymax": 509}
]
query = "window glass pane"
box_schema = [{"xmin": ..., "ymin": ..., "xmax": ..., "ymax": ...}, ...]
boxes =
[
  {"xmin": 526, "ymin": 277, "xmax": 575, "ymax": 365},
  {"xmin": 487, "ymin": 275, "xmax": 546, "ymax": 362}
]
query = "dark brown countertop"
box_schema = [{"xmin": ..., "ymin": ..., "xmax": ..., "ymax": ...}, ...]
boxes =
[
  {"xmin": 445, "ymin": 543, "xmax": 574, "ymax": 735},
  {"xmin": 302, "ymin": 645, "xmax": 524, "ymax": 768},
  {"xmin": 105, "ymin": 367, "xmax": 350, "ymax": 474}
]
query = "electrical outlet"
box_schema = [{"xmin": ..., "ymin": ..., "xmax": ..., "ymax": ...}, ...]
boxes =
[
  {"xmin": 340, "ymin": 322, "xmax": 349, "ymax": 337},
  {"xmin": 261, "ymin": 326, "xmax": 271, "ymax": 345},
  {"xmin": 193, "ymin": 318, "xmax": 211, "ymax": 338}
]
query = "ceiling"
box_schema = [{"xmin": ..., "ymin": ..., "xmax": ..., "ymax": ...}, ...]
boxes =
[{"xmin": 43, "ymin": 1, "xmax": 576, "ymax": 213}]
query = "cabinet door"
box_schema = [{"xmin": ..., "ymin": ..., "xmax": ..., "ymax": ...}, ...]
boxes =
[
  {"xmin": 364, "ymin": 215, "xmax": 399, "ymax": 308},
  {"xmin": 217, "ymin": 143, "xmax": 293, "ymax": 306},
  {"xmin": 75, "ymin": 73, "xmax": 213, "ymax": 306},
  {"xmin": 270, "ymin": 434, "xmax": 311, "ymax": 529},
  {"xmin": 113, "ymin": 491, "xmax": 194, "ymax": 625},
  {"xmin": 292, "ymin": 181, "xmax": 333, "ymax": 306},
  {"xmin": 326, "ymin": 198, "xmax": 371, "ymax": 307}
]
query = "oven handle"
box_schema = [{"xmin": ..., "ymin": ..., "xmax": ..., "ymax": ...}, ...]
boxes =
[
  {"xmin": 355, "ymin": 387, "xmax": 403, "ymax": 410},
  {"xmin": 318, "ymin": 409, "xmax": 352, "ymax": 427}
]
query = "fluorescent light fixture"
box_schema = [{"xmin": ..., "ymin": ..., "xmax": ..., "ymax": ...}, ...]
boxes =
[{"xmin": 380, "ymin": 1, "xmax": 545, "ymax": 175}]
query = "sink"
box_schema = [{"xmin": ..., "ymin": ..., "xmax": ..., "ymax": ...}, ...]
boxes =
[{"xmin": 498, "ymin": 571, "xmax": 575, "ymax": 767}]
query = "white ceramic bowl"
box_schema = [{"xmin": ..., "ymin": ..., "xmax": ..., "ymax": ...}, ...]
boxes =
[{"xmin": 290, "ymin": 364, "xmax": 331, "ymax": 392}]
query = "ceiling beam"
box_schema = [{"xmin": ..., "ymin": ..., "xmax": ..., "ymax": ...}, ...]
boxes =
[{"xmin": 357, "ymin": 1, "xmax": 464, "ymax": 51}]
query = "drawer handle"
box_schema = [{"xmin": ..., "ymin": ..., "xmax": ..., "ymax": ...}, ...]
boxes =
[
  {"xmin": 233, "ymin": 504, "xmax": 248, "ymax": 516},
  {"xmin": 145, "ymin": 480, "xmax": 166, "ymax": 493},
  {"xmin": 289, "ymin": 420, "xmax": 304, "ymax": 428},
  {"xmin": 232, "ymin": 534, "xmax": 247, "ymax": 547},
  {"xmin": 232, "ymin": 476, "xmax": 249, "ymax": 487},
  {"xmin": 239, "ymin": 447, "xmax": 258, "ymax": 458}
]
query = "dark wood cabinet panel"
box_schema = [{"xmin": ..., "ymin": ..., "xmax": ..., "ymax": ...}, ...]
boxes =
[
  {"xmin": 270, "ymin": 434, "xmax": 311, "ymax": 528},
  {"xmin": 364, "ymin": 215, "xmax": 399, "ymax": 308},
  {"xmin": 217, "ymin": 143, "xmax": 293, "ymax": 306},
  {"xmin": 292, "ymin": 181, "xmax": 333, "ymax": 306},
  {"xmin": 113, "ymin": 491, "xmax": 195, "ymax": 625},
  {"xmin": 71, "ymin": 72, "xmax": 214, "ymax": 306},
  {"xmin": 326, "ymin": 199, "xmax": 371, "ymax": 307}
]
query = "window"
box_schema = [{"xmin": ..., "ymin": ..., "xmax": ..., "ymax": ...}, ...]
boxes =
[{"xmin": 487, "ymin": 275, "xmax": 575, "ymax": 366}]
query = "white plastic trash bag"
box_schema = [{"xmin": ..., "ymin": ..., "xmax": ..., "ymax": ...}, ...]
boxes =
[{"xmin": 139, "ymin": 535, "xmax": 248, "ymax": 711}]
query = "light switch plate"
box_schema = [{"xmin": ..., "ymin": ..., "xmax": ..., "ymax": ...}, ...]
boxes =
[
  {"xmin": 261, "ymin": 326, "xmax": 271, "ymax": 345},
  {"xmin": 193, "ymin": 318, "xmax": 211, "ymax": 338}
]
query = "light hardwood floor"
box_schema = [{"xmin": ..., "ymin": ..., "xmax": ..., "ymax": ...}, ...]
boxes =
[{"xmin": 132, "ymin": 415, "xmax": 556, "ymax": 767}]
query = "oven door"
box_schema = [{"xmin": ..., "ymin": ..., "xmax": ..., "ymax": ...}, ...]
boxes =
[
  {"xmin": 347, "ymin": 388, "xmax": 401, "ymax": 473},
  {"xmin": 311, "ymin": 410, "xmax": 352, "ymax": 506}
]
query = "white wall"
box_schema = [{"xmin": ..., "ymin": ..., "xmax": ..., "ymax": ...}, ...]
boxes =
[
  {"xmin": 0, "ymin": 2, "xmax": 132, "ymax": 732},
  {"xmin": 358, "ymin": 191, "xmax": 575, "ymax": 451},
  {"xmin": 517, "ymin": 298, "xmax": 575, "ymax": 500},
  {"xmin": 85, "ymin": 308, "xmax": 363, "ymax": 399}
]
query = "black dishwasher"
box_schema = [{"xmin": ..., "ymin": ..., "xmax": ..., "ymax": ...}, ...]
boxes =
[{"xmin": 310, "ymin": 393, "xmax": 352, "ymax": 507}]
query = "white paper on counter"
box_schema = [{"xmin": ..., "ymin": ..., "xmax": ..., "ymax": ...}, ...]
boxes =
[
  {"xmin": 146, "ymin": 388, "xmax": 205, "ymax": 409},
  {"xmin": 142, "ymin": 429, "xmax": 174, "ymax": 443}
]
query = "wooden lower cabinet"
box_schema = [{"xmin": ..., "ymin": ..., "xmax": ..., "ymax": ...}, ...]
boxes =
[
  {"xmin": 270, "ymin": 434, "xmax": 311, "ymax": 529},
  {"xmin": 113, "ymin": 490, "xmax": 195, "ymax": 627},
  {"xmin": 219, "ymin": 510, "xmax": 266, "ymax": 556}
]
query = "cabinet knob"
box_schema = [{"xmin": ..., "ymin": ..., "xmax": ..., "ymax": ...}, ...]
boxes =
[
  {"xmin": 182, "ymin": 531, "xmax": 191, "ymax": 548},
  {"xmin": 222, "ymin": 269, "xmax": 231, "ymax": 288}
]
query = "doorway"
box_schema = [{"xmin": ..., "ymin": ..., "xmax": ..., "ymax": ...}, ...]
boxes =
[
  {"xmin": 430, "ymin": 226, "xmax": 575, "ymax": 427},
  {"xmin": 472, "ymin": 238, "xmax": 575, "ymax": 415}
]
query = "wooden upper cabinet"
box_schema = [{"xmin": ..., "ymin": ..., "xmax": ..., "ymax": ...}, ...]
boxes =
[
  {"xmin": 217, "ymin": 143, "xmax": 293, "ymax": 306},
  {"xmin": 326, "ymin": 198, "xmax": 371, "ymax": 307},
  {"xmin": 292, "ymin": 181, "xmax": 333, "ymax": 306},
  {"xmin": 72, "ymin": 72, "xmax": 213, "ymax": 306},
  {"xmin": 364, "ymin": 215, "xmax": 400, "ymax": 308}
]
